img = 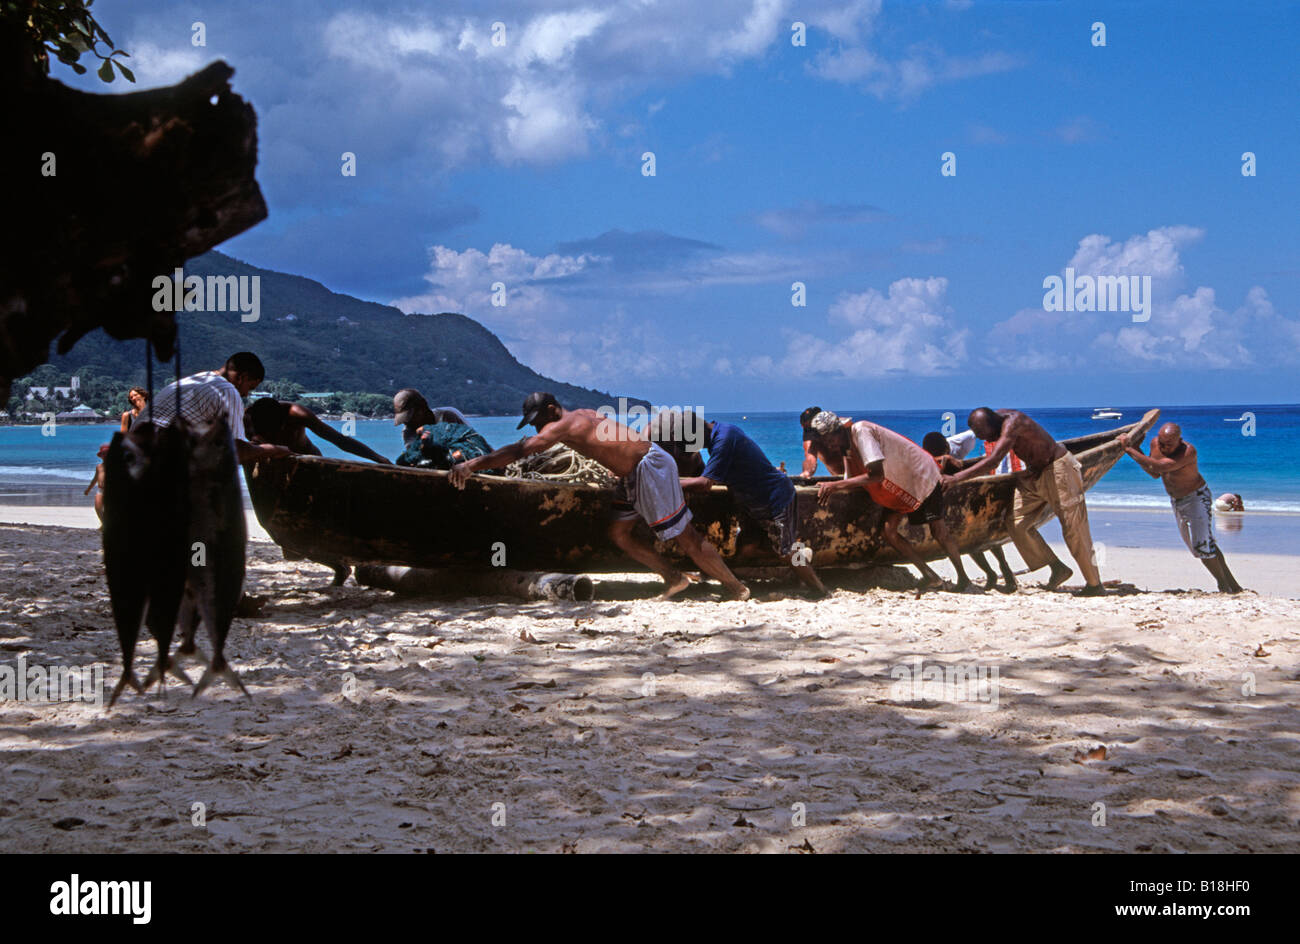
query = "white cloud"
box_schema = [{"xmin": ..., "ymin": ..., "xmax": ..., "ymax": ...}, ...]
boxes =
[
  {"xmin": 774, "ymin": 277, "xmax": 970, "ymax": 378},
  {"xmin": 812, "ymin": 40, "xmax": 1019, "ymax": 102},
  {"xmin": 1067, "ymin": 225, "xmax": 1202, "ymax": 282},
  {"xmin": 116, "ymin": 1, "xmax": 1024, "ymax": 179},
  {"xmin": 392, "ymin": 243, "xmax": 599, "ymax": 321},
  {"xmin": 987, "ymin": 226, "xmax": 1300, "ymax": 371},
  {"xmin": 117, "ymin": 40, "xmax": 206, "ymax": 88}
]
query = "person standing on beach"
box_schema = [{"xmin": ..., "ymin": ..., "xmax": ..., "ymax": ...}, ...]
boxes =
[
  {"xmin": 811, "ymin": 411, "xmax": 972, "ymax": 593},
  {"xmin": 119, "ymin": 387, "xmax": 148, "ymax": 433},
  {"xmin": 448, "ymin": 392, "xmax": 750, "ymax": 600},
  {"xmin": 85, "ymin": 387, "xmax": 153, "ymax": 521},
  {"xmin": 944, "ymin": 408, "xmax": 1102, "ymax": 596},
  {"xmin": 658, "ymin": 410, "xmax": 828, "ymax": 597},
  {"xmin": 1117, "ymin": 422, "xmax": 1243, "ymax": 593}
]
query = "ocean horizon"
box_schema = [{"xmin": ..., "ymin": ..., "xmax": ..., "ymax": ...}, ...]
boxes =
[{"xmin": 2, "ymin": 402, "xmax": 1296, "ymax": 515}]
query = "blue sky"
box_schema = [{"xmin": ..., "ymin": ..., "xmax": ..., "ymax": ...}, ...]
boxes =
[{"xmin": 70, "ymin": 0, "xmax": 1299, "ymax": 410}]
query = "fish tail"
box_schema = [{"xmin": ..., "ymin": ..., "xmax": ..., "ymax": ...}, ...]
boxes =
[
  {"xmin": 145, "ymin": 656, "xmax": 193, "ymax": 689},
  {"xmin": 107, "ymin": 669, "xmax": 143, "ymax": 708},
  {"xmin": 193, "ymin": 660, "xmax": 250, "ymax": 700}
]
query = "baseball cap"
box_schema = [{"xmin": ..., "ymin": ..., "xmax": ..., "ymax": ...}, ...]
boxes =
[
  {"xmin": 393, "ymin": 389, "xmax": 428, "ymax": 427},
  {"xmin": 518, "ymin": 391, "xmax": 560, "ymax": 429}
]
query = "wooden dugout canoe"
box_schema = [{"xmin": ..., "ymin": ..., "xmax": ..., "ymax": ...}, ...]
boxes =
[{"xmin": 246, "ymin": 409, "xmax": 1160, "ymax": 573}]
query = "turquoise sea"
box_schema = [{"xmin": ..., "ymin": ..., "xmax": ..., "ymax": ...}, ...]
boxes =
[
  {"xmin": 2, "ymin": 403, "xmax": 1294, "ymax": 511},
  {"xmin": 3, "ymin": 403, "xmax": 1297, "ymax": 558}
]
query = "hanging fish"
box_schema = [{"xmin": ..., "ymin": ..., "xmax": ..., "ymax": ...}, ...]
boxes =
[
  {"xmin": 185, "ymin": 417, "xmax": 250, "ymax": 697},
  {"xmin": 139, "ymin": 419, "xmax": 193, "ymax": 691},
  {"xmin": 101, "ymin": 425, "xmax": 153, "ymax": 707}
]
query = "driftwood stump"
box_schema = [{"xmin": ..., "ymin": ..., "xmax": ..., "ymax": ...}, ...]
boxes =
[{"xmin": 0, "ymin": 21, "xmax": 267, "ymax": 400}]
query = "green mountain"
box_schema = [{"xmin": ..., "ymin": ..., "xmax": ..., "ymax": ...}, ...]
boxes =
[{"xmin": 43, "ymin": 250, "xmax": 639, "ymax": 415}]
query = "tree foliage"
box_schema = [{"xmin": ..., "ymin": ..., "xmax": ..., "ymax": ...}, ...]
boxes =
[{"xmin": 2, "ymin": 0, "xmax": 134, "ymax": 82}]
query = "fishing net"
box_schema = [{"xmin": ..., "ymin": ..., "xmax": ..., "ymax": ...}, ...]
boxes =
[{"xmin": 503, "ymin": 444, "xmax": 617, "ymax": 487}]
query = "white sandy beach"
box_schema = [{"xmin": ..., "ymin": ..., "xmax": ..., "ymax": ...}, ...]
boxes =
[{"xmin": 1, "ymin": 511, "xmax": 1297, "ymax": 854}]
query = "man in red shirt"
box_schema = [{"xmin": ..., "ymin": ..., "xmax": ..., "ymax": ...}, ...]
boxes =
[{"xmin": 810, "ymin": 411, "xmax": 971, "ymax": 593}]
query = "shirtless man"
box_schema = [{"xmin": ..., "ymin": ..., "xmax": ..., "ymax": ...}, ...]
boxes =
[
  {"xmin": 244, "ymin": 398, "xmax": 390, "ymax": 585},
  {"xmin": 1118, "ymin": 422, "xmax": 1243, "ymax": 593},
  {"xmin": 944, "ymin": 407, "xmax": 1102, "ymax": 595},
  {"xmin": 245, "ymin": 398, "xmax": 391, "ymax": 464},
  {"xmin": 811, "ymin": 411, "xmax": 972, "ymax": 593},
  {"xmin": 448, "ymin": 392, "xmax": 749, "ymax": 600}
]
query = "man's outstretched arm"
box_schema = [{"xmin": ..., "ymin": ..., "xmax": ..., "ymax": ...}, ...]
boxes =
[
  {"xmin": 237, "ymin": 439, "xmax": 292, "ymax": 464},
  {"xmin": 449, "ymin": 425, "xmax": 565, "ymax": 488},
  {"xmin": 299, "ymin": 410, "xmax": 390, "ymax": 462},
  {"xmin": 1123, "ymin": 436, "xmax": 1190, "ymax": 475},
  {"xmin": 302, "ymin": 410, "xmax": 391, "ymax": 464},
  {"xmin": 947, "ymin": 434, "xmax": 1013, "ymax": 484},
  {"xmin": 801, "ymin": 440, "xmax": 819, "ymax": 477}
]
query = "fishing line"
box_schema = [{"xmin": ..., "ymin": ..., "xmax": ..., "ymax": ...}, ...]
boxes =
[
  {"xmin": 174, "ymin": 332, "xmax": 182, "ymax": 419},
  {"xmin": 145, "ymin": 338, "xmax": 154, "ymax": 424}
]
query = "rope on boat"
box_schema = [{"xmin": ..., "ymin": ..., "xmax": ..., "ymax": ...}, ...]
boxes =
[{"xmin": 502, "ymin": 444, "xmax": 617, "ymax": 487}]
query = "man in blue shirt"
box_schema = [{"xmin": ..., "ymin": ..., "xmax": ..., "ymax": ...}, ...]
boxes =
[{"xmin": 660, "ymin": 411, "xmax": 827, "ymax": 597}]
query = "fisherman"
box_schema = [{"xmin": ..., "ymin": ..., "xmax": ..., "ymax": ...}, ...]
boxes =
[
  {"xmin": 944, "ymin": 407, "xmax": 1102, "ymax": 595},
  {"xmin": 811, "ymin": 411, "xmax": 972, "ymax": 593},
  {"xmin": 922, "ymin": 431, "xmax": 1017, "ymax": 592},
  {"xmin": 392, "ymin": 388, "xmax": 475, "ymax": 445},
  {"xmin": 1117, "ymin": 422, "xmax": 1243, "ymax": 593},
  {"xmin": 244, "ymin": 397, "xmax": 391, "ymax": 586},
  {"xmin": 658, "ymin": 410, "xmax": 828, "ymax": 597},
  {"xmin": 448, "ymin": 392, "xmax": 750, "ymax": 600},
  {"xmin": 140, "ymin": 352, "xmax": 291, "ymax": 464},
  {"xmin": 799, "ymin": 405, "xmax": 844, "ymax": 477},
  {"xmin": 245, "ymin": 398, "xmax": 392, "ymax": 464}
]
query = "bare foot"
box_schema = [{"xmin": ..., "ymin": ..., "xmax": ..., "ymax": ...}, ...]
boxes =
[
  {"xmin": 914, "ymin": 574, "xmax": 944, "ymax": 598},
  {"xmin": 996, "ymin": 577, "xmax": 1018, "ymax": 594},
  {"xmin": 1076, "ymin": 583, "xmax": 1104, "ymax": 597},
  {"xmin": 1045, "ymin": 563, "xmax": 1073, "ymax": 591},
  {"xmin": 659, "ymin": 573, "xmax": 692, "ymax": 600},
  {"xmin": 726, "ymin": 584, "xmax": 752, "ymax": 601}
]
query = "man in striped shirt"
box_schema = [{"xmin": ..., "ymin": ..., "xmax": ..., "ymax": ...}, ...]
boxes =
[{"xmin": 136, "ymin": 352, "xmax": 291, "ymax": 464}]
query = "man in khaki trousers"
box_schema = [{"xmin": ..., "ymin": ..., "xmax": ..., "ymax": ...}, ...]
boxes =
[{"xmin": 942, "ymin": 408, "xmax": 1103, "ymax": 596}]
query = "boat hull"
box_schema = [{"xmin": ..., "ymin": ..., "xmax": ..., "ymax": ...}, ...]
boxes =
[{"xmin": 247, "ymin": 410, "xmax": 1160, "ymax": 573}]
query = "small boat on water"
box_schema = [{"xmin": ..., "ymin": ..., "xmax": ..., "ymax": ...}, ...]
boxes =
[
  {"xmin": 247, "ymin": 409, "xmax": 1160, "ymax": 573},
  {"xmin": 1091, "ymin": 408, "xmax": 1123, "ymax": 420}
]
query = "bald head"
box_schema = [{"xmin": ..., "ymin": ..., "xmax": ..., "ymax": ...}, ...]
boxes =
[
  {"xmin": 968, "ymin": 407, "xmax": 1002, "ymax": 440},
  {"xmin": 1157, "ymin": 422, "xmax": 1183, "ymax": 450}
]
